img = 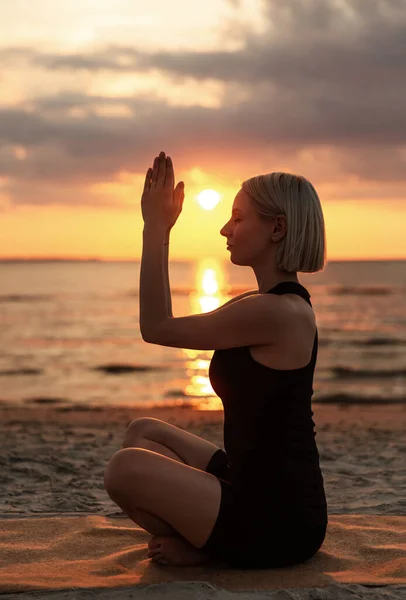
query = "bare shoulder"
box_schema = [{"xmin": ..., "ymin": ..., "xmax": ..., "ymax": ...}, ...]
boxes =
[
  {"xmin": 248, "ymin": 292, "xmax": 316, "ymax": 369},
  {"xmin": 261, "ymin": 291, "xmax": 316, "ymax": 339}
]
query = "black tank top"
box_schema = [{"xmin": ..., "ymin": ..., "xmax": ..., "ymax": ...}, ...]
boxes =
[{"xmin": 209, "ymin": 281, "xmax": 328, "ymax": 526}]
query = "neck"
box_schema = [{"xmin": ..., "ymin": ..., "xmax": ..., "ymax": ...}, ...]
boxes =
[{"xmin": 256, "ymin": 273, "xmax": 299, "ymax": 294}]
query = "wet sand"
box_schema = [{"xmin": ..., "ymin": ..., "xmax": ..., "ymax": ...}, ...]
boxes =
[{"xmin": 1, "ymin": 402, "xmax": 405, "ymax": 517}]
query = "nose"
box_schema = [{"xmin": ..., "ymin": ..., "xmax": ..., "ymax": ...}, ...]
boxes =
[{"xmin": 220, "ymin": 223, "xmax": 229, "ymax": 236}]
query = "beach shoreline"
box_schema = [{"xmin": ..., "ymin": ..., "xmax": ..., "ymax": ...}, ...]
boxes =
[
  {"xmin": 2, "ymin": 400, "xmax": 405, "ymax": 429},
  {"xmin": 1, "ymin": 402, "xmax": 405, "ymax": 518}
]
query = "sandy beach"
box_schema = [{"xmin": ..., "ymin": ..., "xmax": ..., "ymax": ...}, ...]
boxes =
[
  {"xmin": 1, "ymin": 401, "xmax": 405, "ymax": 517},
  {"xmin": 1, "ymin": 401, "xmax": 405, "ymax": 599}
]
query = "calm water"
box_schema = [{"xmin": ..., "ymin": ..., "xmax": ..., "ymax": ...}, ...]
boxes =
[{"xmin": 1, "ymin": 259, "xmax": 405, "ymax": 409}]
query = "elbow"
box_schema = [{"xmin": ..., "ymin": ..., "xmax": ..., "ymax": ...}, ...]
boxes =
[
  {"xmin": 140, "ymin": 319, "xmax": 172, "ymax": 345},
  {"xmin": 141, "ymin": 328, "xmax": 161, "ymax": 345},
  {"xmin": 140, "ymin": 327, "xmax": 153, "ymax": 343}
]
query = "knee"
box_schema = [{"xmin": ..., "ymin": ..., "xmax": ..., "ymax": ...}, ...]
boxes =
[
  {"xmin": 123, "ymin": 416, "xmax": 160, "ymax": 445},
  {"xmin": 104, "ymin": 448, "xmax": 135, "ymax": 494}
]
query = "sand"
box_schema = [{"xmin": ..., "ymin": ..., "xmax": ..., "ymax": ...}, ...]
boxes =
[
  {"xmin": 1, "ymin": 402, "xmax": 405, "ymax": 517},
  {"xmin": 1, "ymin": 401, "xmax": 405, "ymax": 599}
]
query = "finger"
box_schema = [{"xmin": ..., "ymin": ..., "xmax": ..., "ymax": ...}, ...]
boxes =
[
  {"xmin": 152, "ymin": 156, "xmax": 159, "ymax": 185},
  {"xmin": 157, "ymin": 151, "xmax": 166, "ymax": 185},
  {"xmin": 143, "ymin": 168, "xmax": 152, "ymax": 193},
  {"xmin": 165, "ymin": 156, "xmax": 174, "ymax": 188}
]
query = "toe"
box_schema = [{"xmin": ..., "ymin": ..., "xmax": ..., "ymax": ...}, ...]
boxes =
[
  {"xmin": 151, "ymin": 552, "xmax": 163, "ymax": 563},
  {"xmin": 148, "ymin": 535, "xmax": 163, "ymax": 550}
]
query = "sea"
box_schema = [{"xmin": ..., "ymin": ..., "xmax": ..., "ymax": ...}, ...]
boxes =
[{"xmin": 1, "ymin": 259, "xmax": 405, "ymax": 410}]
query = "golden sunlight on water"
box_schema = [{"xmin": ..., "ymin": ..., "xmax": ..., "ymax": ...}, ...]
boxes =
[{"xmin": 180, "ymin": 258, "xmax": 231, "ymax": 411}]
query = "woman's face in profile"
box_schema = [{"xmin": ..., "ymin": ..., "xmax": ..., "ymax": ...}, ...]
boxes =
[{"xmin": 219, "ymin": 190, "xmax": 276, "ymax": 265}]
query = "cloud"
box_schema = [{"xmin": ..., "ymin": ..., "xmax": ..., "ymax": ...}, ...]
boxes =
[{"xmin": 0, "ymin": 0, "xmax": 405, "ymax": 207}]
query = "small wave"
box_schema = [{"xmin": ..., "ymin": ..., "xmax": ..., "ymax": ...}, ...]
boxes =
[
  {"xmin": 24, "ymin": 397, "xmax": 68, "ymax": 405},
  {"xmin": 55, "ymin": 404, "xmax": 103, "ymax": 412},
  {"xmin": 163, "ymin": 389, "xmax": 189, "ymax": 398},
  {"xmin": 314, "ymin": 393, "xmax": 406, "ymax": 405},
  {"xmin": 0, "ymin": 294, "xmax": 52, "ymax": 303},
  {"xmin": 332, "ymin": 366, "xmax": 406, "ymax": 379},
  {"xmin": 320, "ymin": 331, "xmax": 406, "ymax": 346},
  {"xmin": 351, "ymin": 338, "xmax": 406, "ymax": 347},
  {"xmin": 93, "ymin": 363, "xmax": 167, "ymax": 374},
  {"xmin": 0, "ymin": 368, "xmax": 42, "ymax": 376},
  {"xmin": 332, "ymin": 285, "xmax": 394, "ymax": 296}
]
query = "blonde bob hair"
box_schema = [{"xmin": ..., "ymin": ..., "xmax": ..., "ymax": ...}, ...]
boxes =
[{"xmin": 240, "ymin": 172, "xmax": 327, "ymax": 273}]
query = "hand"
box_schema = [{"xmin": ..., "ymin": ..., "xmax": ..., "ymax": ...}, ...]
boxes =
[{"xmin": 141, "ymin": 151, "xmax": 185, "ymax": 230}]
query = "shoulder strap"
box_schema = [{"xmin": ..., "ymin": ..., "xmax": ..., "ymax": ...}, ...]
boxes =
[
  {"xmin": 266, "ymin": 281, "xmax": 311, "ymax": 306},
  {"xmin": 268, "ymin": 282, "xmax": 318, "ymax": 362}
]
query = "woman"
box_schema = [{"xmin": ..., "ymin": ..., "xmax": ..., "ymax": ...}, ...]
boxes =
[{"xmin": 104, "ymin": 152, "xmax": 328, "ymax": 569}]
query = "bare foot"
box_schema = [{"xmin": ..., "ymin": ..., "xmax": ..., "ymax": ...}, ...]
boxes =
[{"xmin": 147, "ymin": 534, "xmax": 211, "ymax": 566}]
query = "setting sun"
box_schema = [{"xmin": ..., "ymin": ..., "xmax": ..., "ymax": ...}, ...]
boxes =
[{"xmin": 196, "ymin": 189, "xmax": 222, "ymax": 211}]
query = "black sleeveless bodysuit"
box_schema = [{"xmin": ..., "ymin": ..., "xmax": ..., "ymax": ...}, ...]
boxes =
[{"xmin": 201, "ymin": 281, "xmax": 328, "ymax": 568}]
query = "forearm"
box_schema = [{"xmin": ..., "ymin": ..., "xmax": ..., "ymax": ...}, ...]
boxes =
[
  {"xmin": 163, "ymin": 230, "xmax": 173, "ymax": 318},
  {"xmin": 139, "ymin": 225, "xmax": 172, "ymax": 340}
]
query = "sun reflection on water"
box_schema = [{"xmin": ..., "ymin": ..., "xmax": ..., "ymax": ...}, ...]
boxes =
[{"xmin": 180, "ymin": 258, "xmax": 231, "ymax": 411}]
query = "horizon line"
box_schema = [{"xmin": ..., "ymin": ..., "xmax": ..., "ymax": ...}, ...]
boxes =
[{"xmin": 0, "ymin": 257, "xmax": 405, "ymax": 263}]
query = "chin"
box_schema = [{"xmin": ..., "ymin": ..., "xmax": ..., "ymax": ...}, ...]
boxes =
[{"xmin": 229, "ymin": 253, "xmax": 249, "ymax": 267}]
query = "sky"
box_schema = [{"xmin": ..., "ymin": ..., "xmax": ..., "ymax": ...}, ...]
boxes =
[{"xmin": 0, "ymin": 0, "xmax": 405, "ymax": 262}]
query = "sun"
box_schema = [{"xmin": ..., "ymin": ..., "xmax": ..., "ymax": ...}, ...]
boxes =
[{"xmin": 196, "ymin": 189, "xmax": 222, "ymax": 210}]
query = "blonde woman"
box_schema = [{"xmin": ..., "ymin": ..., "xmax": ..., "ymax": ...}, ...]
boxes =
[{"xmin": 104, "ymin": 152, "xmax": 328, "ymax": 569}]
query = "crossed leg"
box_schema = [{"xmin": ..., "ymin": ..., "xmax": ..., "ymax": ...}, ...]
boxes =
[
  {"xmin": 103, "ymin": 446, "xmax": 222, "ymax": 565},
  {"xmin": 118, "ymin": 434, "xmax": 185, "ymax": 537},
  {"xmin": 115, "ymin": 417, "xmax": 221, "ymax": 538}
]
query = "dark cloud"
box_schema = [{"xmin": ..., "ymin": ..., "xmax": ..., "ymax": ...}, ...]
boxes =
[{"xmin": 0, "ymin": 0, "xmax": 405, "ymax": 206}]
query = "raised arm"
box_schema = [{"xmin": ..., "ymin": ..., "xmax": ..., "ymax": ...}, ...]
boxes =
[{"xmin": 163, "ymin": 230, "xmax": 172, "ymax": 318}]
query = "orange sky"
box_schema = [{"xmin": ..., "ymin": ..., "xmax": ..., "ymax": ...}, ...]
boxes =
[{"xmin": 1, "ymin": 0, "xmax": 405, "ymax": 261}]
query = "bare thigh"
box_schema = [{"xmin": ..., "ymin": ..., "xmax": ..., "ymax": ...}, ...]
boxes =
[{"xmin": 123, "ymin": 417, "xmax": 223, "ymax": 472}]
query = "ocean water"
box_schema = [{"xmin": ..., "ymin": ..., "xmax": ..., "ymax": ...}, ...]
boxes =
[{"xmin": 1, "ymin": 259, "xmax": 405, "ymax": 410}]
